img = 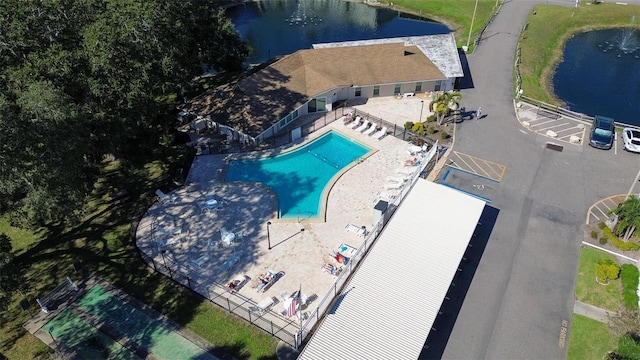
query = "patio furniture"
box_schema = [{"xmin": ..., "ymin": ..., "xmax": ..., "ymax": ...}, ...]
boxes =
[
  {"xmin": 254, "ymin": 270, "xmax": 277, "ymax": 293},
  {"xmin": 397, "ymin": 167, "xmax": 414, "ymax": 176},
  {"xmin": 220, "ymin": 252, "xmax": 242, "ymax": 271},
  {"xmin": 337, "ymin": 243, "xmax": 358, "ymax": 258},
  {"xmin": 372, "ymin": 126, "xmax": 388, "ymax": 140},
  {"xmin": 322, "ymin": 263, "xmax": 343, "ymax": 277},
  {"xmin": 386, "ymin": 176, "xmax": 408, "ymax": 183},
  {"xmin": 355, "ymin": 120, "xmax": 370, "ymax": 132},
  {"xmin": 346, "ymin": 116, "xmax": 362, "ymax": 129},
  {"xmin": 345, "ymin": 224, "xmax": 366, "ymax": 237},
  {"xmin": 200, "ymin": 197, "xmax": 222, "ymax": 212},
  {"xmin": 155, "ymin": 189, "xmax": 177, "ymax": 204},
  {"xmin": 384, "ymin": 181, "xmax": 403, "ymax": 190},
  {"xmin": 225, "ymin": 275, "xmax": 247, "ymax": 293},
  {"xmin": 373, "ymin": 190, "xmax": 397, "ymax": 204},
  {"xmin": 220, "ymin": 227, "xmax": 236, "ymax": 246},
  {"xmin": 249, "ymin": 297, "xmax": 274, "ymax": 315},
  {"xmin": 362, "ymin": 124, "xmax": 377, "ymax": 136},
  {"xmin": 191, "ymin": 254, "xmax": 210, "ymax": 269}
]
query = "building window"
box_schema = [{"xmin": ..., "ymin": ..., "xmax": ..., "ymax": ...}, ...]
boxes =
[
  {"xmin": 307, "ymin": 97, "xmax": 327, "ymax": 113},
  {"xmin": 279, "ymin": 118, "xmax": 286, "ymax": 127},
  {"xmin": 355, "ymin": 87, "xmax": 362, "ymax": 97},
  {"xmin": 292, "ymin": 109, "xmax": 299, "ymax": 119},
  {"xmin": 394, "ymin": 84, "xmax": 401, "ymax": 94},
  {"xmin": 373, "ymin": 85, "xmax": 380, "ymax": 96},
  {"xmin": 435, "ymin": 80, "xmax": 443, "ymax": 91},
  {"xmin": 415, "ymin": 82, "xmax": 422, "ymax": 92}
]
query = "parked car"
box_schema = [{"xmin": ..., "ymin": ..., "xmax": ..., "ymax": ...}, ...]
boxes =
[
  {"xmin": 589, "ymin": 115, "xmax": 615, "ymax": 150},
  {"xmin": 623, "ymin": 128, "xmax": 640, "ymax": 153}
]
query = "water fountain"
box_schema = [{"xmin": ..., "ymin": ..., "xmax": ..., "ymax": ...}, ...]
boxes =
[
  {"xmin": 598, "ymin": 17, "xmax": 640, "ymax": 58},
  {"xmin": 286, "ymin": 0, "xmax": 322, "ymax": 26}
]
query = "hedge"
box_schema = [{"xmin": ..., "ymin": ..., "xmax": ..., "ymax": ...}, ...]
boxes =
[
  {"xmin": 603, "ymin": 227, "xmax": 640, "ymax": 251},
  {"xmin": 621, "ymin": 264, "xmax": 640, "ymax": 310}
]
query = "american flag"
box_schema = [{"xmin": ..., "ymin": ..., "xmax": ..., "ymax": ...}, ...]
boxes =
[{"xmin": 286, "ymin": 286, "xmax": 301, "ymax": 317}]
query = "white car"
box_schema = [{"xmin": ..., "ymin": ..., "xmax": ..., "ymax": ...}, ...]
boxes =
[{"xmin": 623, "ymin": 128, "xmax": 640, "ymax": 153}]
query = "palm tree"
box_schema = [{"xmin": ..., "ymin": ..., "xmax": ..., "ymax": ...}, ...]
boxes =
[
  {"xmin": 610, "ymin": 195, "xmax": 640, "ymax": 241},
  {"xmin": 428, "ymin": 91, "xmax": 462, "ymax": 125}
]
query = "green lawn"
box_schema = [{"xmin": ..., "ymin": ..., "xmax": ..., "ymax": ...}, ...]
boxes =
[
  {"xmin": 567, "ymin": 314, "xmax": 618, "ymax": 360},
  {"xmin": 518, "ymin": 3, "xmax": 640, "ymax": 103},
  {"xmin": 575, "ymin": 247, "xmax": 623, "ymax": 311},
  {"xmin": 0, "ymin": 147, "xmax": 277, "ymax": 360},
  {"xmin": 388, "ymin": 0, "xmax": 498, "ymax": 48}
]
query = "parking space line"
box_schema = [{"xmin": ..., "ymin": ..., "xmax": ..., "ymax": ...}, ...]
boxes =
[{"xmin": 450, "ymin": 151, "xmax": 506, "ymax": 182}]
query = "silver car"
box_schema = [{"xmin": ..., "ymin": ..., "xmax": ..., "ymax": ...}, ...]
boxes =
[{"xmin": 623, "ymin": 128, "xmax": 640, "ymax": 153}]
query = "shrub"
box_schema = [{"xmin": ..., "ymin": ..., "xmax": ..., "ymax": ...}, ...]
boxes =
[
  {"xmin": 440, "ymin": 131, "xmax": 449, "ymax": 139},
  {"xmin": 426, "ymin": 126, "xmax": 435, "ymax": 134},
  {"xmin": 404, "ymin": 121, "xmax": 414, "ymax": 130},
  {"xmin": 410, "ymin": 137, "xmax": 426, "ymax": 147},
  {"xmin": 591, "ymin": 230, "xmax": 598, "ymax": 239},
  {"xmin": 596, "ymin": 259, "xmax": 620, "ymax": 283},
  {"xmin": 426, "ymin": 114, "xmax": 437, "ymax": 123},
  {"xmin": 621, "ymin": 264, "xmax": 640, "ymax": 309},
  {"xmin": 616, "ymin": 335, "xmax": 640, "ymax": 360},
  {"xmin": 598, "ymin": 222, "xmax": 607, "ymax": 230},
  {"xmin": 600, "ymin": 237, "xmax": 608, "ymax": 245},
  {"xmin": 604, "ymin": 227, "xmax": 640, "ymax": 251},
  {"xmin": 411, "ymin": 122, "xmax": 426, "ymax": 135}
]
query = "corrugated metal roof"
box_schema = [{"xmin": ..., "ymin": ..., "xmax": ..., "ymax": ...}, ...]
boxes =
[{"xmin": 298, "ymin": 180, "xmax": 485, "ymax": 360}]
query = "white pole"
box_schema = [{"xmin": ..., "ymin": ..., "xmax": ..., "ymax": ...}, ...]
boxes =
[{"xmin": 466, "ymin": 0, "xmax": 480, "ymax": 50}]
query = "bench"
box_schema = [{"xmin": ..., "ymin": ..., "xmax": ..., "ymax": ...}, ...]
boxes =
[{"xmin": 403, "ymin": 92, "xmax": 415, "ymax": 98}]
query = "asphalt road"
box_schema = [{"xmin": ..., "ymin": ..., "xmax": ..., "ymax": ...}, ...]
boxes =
[{"xmin": 439, "ymin": 0, "xmax": 640, "ymax": 359}]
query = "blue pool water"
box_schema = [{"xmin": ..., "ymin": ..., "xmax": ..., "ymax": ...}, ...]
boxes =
[{"xmin": 225, "ymin": 131, "xmax": 371, "ymax": 219}]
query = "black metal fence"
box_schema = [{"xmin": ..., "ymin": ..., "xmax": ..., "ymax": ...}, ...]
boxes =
[{"xmin": 138, "ymin": 250, "xmax": 299, "ymax": 347}]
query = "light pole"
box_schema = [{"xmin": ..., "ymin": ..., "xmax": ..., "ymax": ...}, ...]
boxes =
[
  {"xmin": 267, "ymin": 221, "xmax": 272, "ymax": 250},
  {"xmin": 466, "ymin": 0, "xmax": 480, "ymax": 51},
  {"xmin": 419, "ymin": 100, "xmax": 424, "ymax": 122},
  {"xmin": 48, "ymin": 326, "xmax": 57, "ymax": 346}
]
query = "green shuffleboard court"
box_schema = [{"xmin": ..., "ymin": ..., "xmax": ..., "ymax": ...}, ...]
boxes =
[{"xmin": 44, "ymin": 284, "xmax": 217, "ymax": 360}]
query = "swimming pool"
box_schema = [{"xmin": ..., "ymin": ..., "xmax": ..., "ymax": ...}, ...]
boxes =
[{"xmin": 225, "ymin": 131, "xmax": 372, "ymax": 219}]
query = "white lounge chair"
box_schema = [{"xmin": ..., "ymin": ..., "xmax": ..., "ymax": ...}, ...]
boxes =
[
  {"xmin": 397, "ymin": 168, "xmax": 414, "ymax": 176},
  {"xmin": 373, "ymin": 190, "xmax": 396, "ymax": 203},
  {"xmin": 362, "ymin": 124, "xmax": 377, "ymax": 136},
  {"xmin": 354, "ymin": 120, "xmax": 370, "ymax": 132},
  {"xmin": 337, "ymin": 243, "xmax": 358, "ymax": 257},
  {"xmin": 346, "ymin": 116, "xmax": 362, "ymax": 129},
  {"xmin": 249, "ymin": 297, "xmax": 274, "ymax": 315},
  {"xmin": 155, "ymin": 189, "xmax": 177, "ymax": 204},
  {"xmin": 220, "ymin": 227, "xmax": 236, "ymax": 246},
  {"xmin": 345, "ymin": 224, "xmax": 366, "ymax": 237},
  {"xmin": 372, "ymin": 126, "xmax": 388, "ymax": 140},
  {"xmin": 386, "ymin": 176, "xmax": 408, "ymax": 183},
  {"xmin": 385, "ymin": 182, "xmax": 403, "ymax": 190}
]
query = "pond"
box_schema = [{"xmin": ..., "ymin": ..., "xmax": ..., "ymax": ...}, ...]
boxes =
[
  {"xmin": 226, "ymin": 0, "xmax": 451, "ymax": 65},
  {"xmin": 552, "ymin": 28, "xmax": 640, "ymax": 126}
]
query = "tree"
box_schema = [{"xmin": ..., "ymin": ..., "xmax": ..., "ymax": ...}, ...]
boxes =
[
  {"xmin": 0, "ymin": 0, "xmax": 249, "ymax": 225},
  {"xmin": 610, "ymin": 196, "xmax": 640, "ymax": 242},
  {"xmin": 0, "ymin": 234, "xmax": 21, "ymax": 314},
  {"xmin": 428, "ymin": 91, "xmax": 462, "ymax": 125}
]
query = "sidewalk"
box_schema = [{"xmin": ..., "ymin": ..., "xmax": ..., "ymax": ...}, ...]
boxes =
[{"xmin": 574, "ymin": 300, "xmax": 613, "ymax": 324}]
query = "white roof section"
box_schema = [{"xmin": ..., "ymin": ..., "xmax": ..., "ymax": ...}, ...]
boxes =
[
  {"xmin": 313, "ymin": 34, "xmax": 464, "ymax": 78},
  {"xmin": 298, "ymin": 180, "xmax": 485, "ymax": 360}
]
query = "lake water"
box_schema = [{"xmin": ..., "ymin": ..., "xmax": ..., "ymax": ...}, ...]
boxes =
[
  {"xmin": 226, "ymin": 0, "xmax": 451, "ymax": 65},
  {"xmin": 552, "ymin": 28, "xmax": 640, "ymax": 126}
]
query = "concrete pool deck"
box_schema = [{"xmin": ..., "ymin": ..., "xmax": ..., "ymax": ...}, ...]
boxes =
[{"xmin": 135, "ymin": 96, "xmax": 439, "ymax": 337}]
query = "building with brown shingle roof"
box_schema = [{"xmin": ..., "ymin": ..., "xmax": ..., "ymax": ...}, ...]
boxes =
[{"xmin": 184, "ymin": 34, "xmax": 461, "ymax": 142}]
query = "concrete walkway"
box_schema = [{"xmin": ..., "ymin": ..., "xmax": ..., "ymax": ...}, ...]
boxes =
[{"xmin": 574, "ymin": 300, "xmax": 613, "ymax": 324}]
